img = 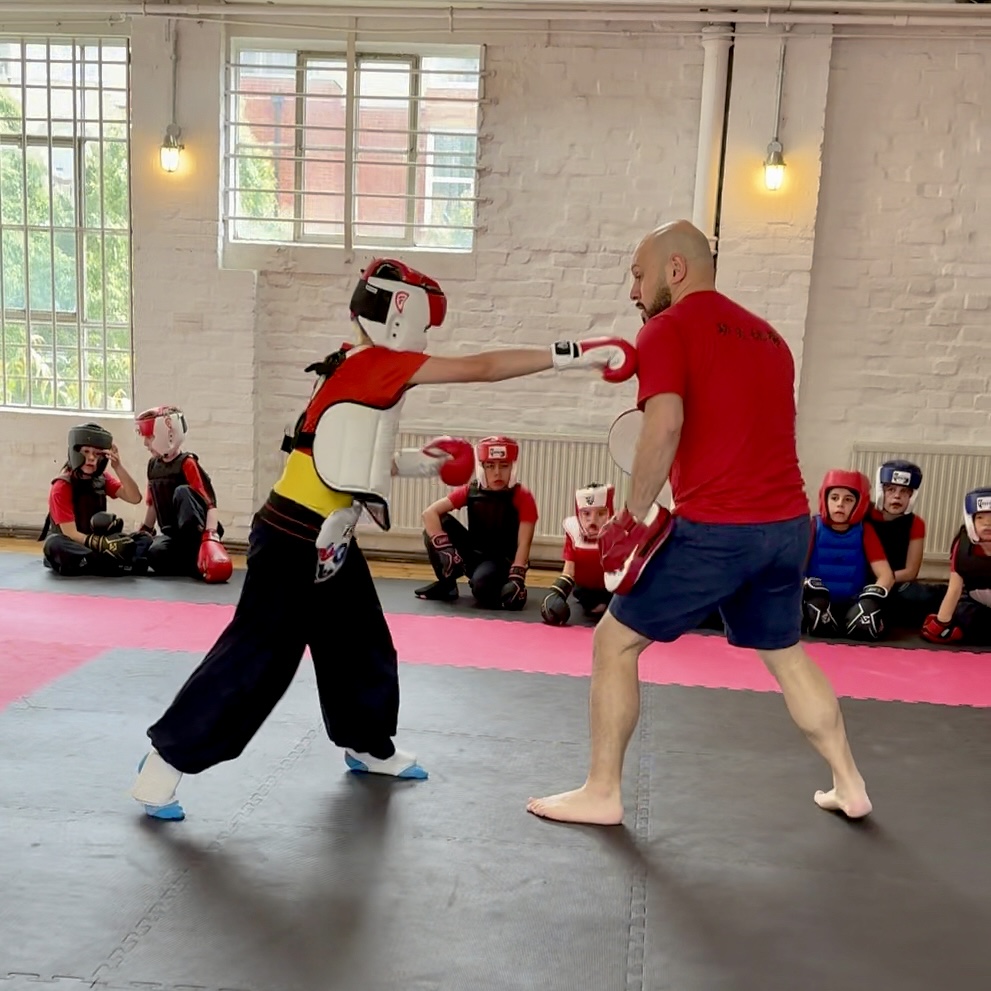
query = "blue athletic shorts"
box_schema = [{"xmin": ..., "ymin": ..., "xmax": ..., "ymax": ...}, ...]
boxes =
[{"xmin": 609, "ymin": 514, "xmax": 812, "ymax": 650}]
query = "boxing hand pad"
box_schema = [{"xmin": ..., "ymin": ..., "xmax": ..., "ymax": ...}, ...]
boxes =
[
  {"xmin": 551, "ymin": 337, "xmax": 638, "ymax": 383},
  {"xmin": 393, "ymin": 436, "xmax": 474, "ymax": 486},
  {"xmin": 600, "ymin": 505, "xmax": 673, "ymax": 595},
  {"xmin": 197, "ymin": 529, "xmax": 233, "ymax": 584}
]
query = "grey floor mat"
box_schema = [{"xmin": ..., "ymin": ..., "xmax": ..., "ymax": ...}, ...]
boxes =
[{"xmin": 2, "ymin": 643, "xmax": 989, "ymax": 991}]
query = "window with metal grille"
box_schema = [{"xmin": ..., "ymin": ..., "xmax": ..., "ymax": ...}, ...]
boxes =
[
  {"xmin": 224, "ymin": 43, "xmax": 483, "ymax": 252},
  {"xmin": 0, "ymin": 38, "xmax": 131, "ymax": 411}
]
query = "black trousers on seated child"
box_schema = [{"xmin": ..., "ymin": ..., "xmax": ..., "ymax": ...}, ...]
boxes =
[
  {"xmin": 574, "ymin": 585, "xmax": 613, "ymax": 619},
  {"xmin": 883, "ymin": 581, "xmax": 947, "ymax": 629},
  {"xmin": 147, "ymin": 485, "xmax": 225, "ymax": 578},
  {"xmin": 417, "ymin": 515, "xmax": 513, "ymax": 607},
  {"xmin": 950, "ymin": 598, "xmax": 991, "ymax": 646}
]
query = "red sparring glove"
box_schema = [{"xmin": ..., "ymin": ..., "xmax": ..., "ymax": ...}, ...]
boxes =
[
  {"xmin": 393, "ymin": 436, "xmax": 475, "ymax": 486},
  {"xmin": 920, "ymin": 613, "xmax": 963, "ymax": 644},
  {"xmin": 551, "ymin": 337, "xmax": 638, "ymax": 383},
  {"xmin": 599, "ymin": 505, "xmax": 674, "ymax": 595},
  {"xmin": 197, "ymin": 529, "xmax": 233, "ymax": 584}
]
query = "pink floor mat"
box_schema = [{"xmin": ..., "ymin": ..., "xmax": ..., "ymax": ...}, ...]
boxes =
[{"xmin": 2, "ymin": 589, "xmax": 990, "ymax": 710}]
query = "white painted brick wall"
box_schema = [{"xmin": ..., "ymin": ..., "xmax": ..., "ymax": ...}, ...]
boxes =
[
  {"xmin": 797, "ymin": 36, "xmax": 991, "ymax": 494},
  {"xmin": 253, "ymin": 34, "xmax": 704, "ymax": 492},
  {"xmin": 4, "ymin": 19, "xmax": 991, "ymax": 546}
]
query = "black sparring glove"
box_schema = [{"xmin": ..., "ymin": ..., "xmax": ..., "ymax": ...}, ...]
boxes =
[
  {"xmin": 85, "ymin": 531, "xmax": 135, "ymax": 563},
  {"xmin": 89, "ymin": 511, "xmax": 124, "ymax": 536},
  {"xmin": 428, "ymin": 531, "xmax": 463, "ymax": 579},
  {"xmin": 844, "ymin": 584, "xmax": 887, "ymax": 641},
  {"xmin": 802, "ymin": 576, "xmax": 839, "ymax": 636},
  {"xmin": 500, "ymin": 564, "xmax": 528, "ymax": 611},
  {"xmin": 540, "ymin": 575, "xmax": 575, "ymax": 626}
]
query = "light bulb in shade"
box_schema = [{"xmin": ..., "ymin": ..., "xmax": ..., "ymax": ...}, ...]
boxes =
[
  {"xmin": 763, "ymin": 140, "xmax": 785, "ymax": 191},
  {"xmin": 160, "ymin": 124, "xmax": 183, "ymax": 174}
]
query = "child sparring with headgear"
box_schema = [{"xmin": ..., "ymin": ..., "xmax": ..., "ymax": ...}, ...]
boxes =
[
  {"xmin": 134, "ymin": 405, "xmax": 232, "ymax": 584},
  {"xmin": 921, "ymin": 488, "xmax": 991, "ymax": 645},
  {"xmin": 40, "ymin": 422, "xmax": 147, "ymax": 576},
  {"xmin": 864, "ymin": 459, "xmax": 940, "ymax": 628},
  {"xmin": 541, "ymin": 481, "xmax": 614, "ymax": 625},
  {"xmin": 416, "ymin": 435, "xmax": 539, "ymax": 610},
  {"xmin": 802, "ymin": 469, "xmax": 895, "ymax": 641}
]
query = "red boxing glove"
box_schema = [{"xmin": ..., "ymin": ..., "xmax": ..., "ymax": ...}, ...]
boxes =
[
  {"xmin": 424, "ymin": 436, "xmax": 475, "ymax": 486},
  {"xmin": 600, "ymin": 505, "xmax": 674, "ymax": 595},
  {"xmin": 551, "ymin": 337, "xmax": 638, "ymax": 383},
  {"xmin": 920, "ymin": 613, "xmax": 963, "ymax": 644},
  {"xmin": 393, "ymin": 436, "xmax": 474, "ymax": 486},
  {"xmin": 197, "ymin": 529, "xmax": 233, "ymax": 584}
]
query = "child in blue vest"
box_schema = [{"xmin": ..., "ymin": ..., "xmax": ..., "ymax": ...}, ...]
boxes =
[
  {"xmin": 802, "ymin": 469, "xmax": 895, "ymax": 641},
  {"xmin": 921, "ymin": 488, "xmax": 991, "ymax": 645}
]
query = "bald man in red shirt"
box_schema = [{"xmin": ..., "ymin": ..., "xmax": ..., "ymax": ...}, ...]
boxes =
[{"xmin": 528, "ymin": 221, "xmax": 872, "ymax": 827}]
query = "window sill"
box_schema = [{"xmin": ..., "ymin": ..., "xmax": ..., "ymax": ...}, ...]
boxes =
[{"xmin": 221, "ymin": 240, "xmax": 477, "ymax": 282}]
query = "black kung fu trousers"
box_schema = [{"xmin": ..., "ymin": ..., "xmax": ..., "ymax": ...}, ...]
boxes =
[{"xmin": 147, "ymin": 495, "xmax": 400, "ymax": 774}]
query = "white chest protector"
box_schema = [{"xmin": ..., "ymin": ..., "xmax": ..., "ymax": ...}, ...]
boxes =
[{"xmin": 307, "ymin": 351, "xmax": 407, "ymax": 531}]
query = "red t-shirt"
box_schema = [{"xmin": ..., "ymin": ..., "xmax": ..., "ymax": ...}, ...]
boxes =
[
  {"xmin": 635, "ymin": 290, "xmax": 809, "ymax": 524},
  {"xmin": 49, "ymin": 473, "xmax": 123, "ymax": 526},
  {"xmin": 867, "ymin": 506, "xmax": 926, "ymax": 541},
  {"xmin": 448, "ymin": 483, "xmax": 539, "ymax": 524},
  {"xmin": 563, "ymin": 533, "xmax": 606, "ymax": 589},
  {"xmin": 145, "ymin": 456, "xmax": 216, "ymax": 508},
  {"xmin": 862, "ymin": 525, "xmax": 888, "ymax": 565}
]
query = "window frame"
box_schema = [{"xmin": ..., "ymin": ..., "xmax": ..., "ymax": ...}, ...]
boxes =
[
  {"xmin": 222, "ymin": 36, "xmax": 484, "ymax": 269},
  {"xmin": 0, "ymin": 36, "xmax": 133, "ymax": 414}
]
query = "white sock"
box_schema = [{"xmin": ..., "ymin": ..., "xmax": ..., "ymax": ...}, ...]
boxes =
[
  {"xmin": 131, "ymin": 749, "xmax": 182, "ymax": 806},
  {"xmin": 345, "ymin": 747, "xmax": 426, "ymax": 779}
]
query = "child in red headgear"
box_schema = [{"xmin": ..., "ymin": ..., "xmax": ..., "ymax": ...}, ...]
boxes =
[
  {"xmin": 416, "ymin": 435, "xmax": 539, "ymax": 610},
  {"xmin": 802, "ymin": 469, "xmax": 894, "ymax": 640},
  {"xmin": 541, "ymin": 482, "xmax": 615, "ymax": 625}
]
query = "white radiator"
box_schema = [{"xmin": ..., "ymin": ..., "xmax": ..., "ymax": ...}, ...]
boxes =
[
  {"xmin": 357, "ymin": 428, "xmax": 631, "ymax": 554},
  {"xmin": 850, "ymin": 443, "xmax": 991, "ymax": 562}
]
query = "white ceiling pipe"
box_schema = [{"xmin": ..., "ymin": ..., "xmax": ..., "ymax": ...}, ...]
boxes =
[{"xmin": 0, "ymin": 0, "xmax": 988, "ymax": 18}]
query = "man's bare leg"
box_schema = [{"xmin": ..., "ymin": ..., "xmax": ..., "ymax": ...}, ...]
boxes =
[
  {"xmin": 527, "ymin": 613, "xmax": 650, "ymax": 825},
  {"xmin": 757, "ymin": 642, "xmax": 872, "ymax": 819}
]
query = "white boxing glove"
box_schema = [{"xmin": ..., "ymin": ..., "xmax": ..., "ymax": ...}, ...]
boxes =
[
  {"xmin": 551, "ymin": 337, "xmax": 638, "ymax": 383},
  {"xmin": 315, "ymin": 504, "xmax": 362, "ymax": 583}
]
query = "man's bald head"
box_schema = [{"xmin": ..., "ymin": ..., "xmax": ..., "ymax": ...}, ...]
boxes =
[{"xmin": 630, "ymin": 220, "xmax": 716, "ymax": 322}]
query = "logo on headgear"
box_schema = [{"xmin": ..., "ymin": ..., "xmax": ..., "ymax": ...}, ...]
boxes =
[
  {"xmin": 584, "ymin": 495, "xmax": 594, "ymax": 505},
  {"xmin": 978, "ymin": 497, "xmax": 991, "ymax": 513},
  {"xmin": 890, "ymin": 470, "xmax": 912, "ymax": 486},
  {"xmin": 395, "ymin": 291, "xmax": 409, "ymax": 313},
  {"xmin": 488, "ymin": 445, "xmax": 507, "ymax": 459}
]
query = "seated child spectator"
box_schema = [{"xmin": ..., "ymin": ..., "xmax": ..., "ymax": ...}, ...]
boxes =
[
  {"xmin": 865, "ymin": 459, "xmax": 942, "ymax": 627},
  {"xmin": 803, "ymin": 469, "xmax": 895, "ymax": 641},
  {"xmin": 921, "ymin": 488, "xmax": 991, "ymax": 646},
  {"xmin": 134, "ymin": 405, "xmax": 232, "ymax": 584},
  {"xmin": 40, "ymin": 422, "xmax": 148, "ymax": 576},
  {"xmin": 415, "ymin": 435, "xmax": 538, "ymax": 610},
  {"xmin": 541, "ymin": 482, "xmax": 614, "ymax": 625}
]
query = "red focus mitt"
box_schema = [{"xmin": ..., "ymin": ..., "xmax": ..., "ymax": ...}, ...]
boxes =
[
  {"xmin": 197, "ymin": 529, "xmax": 233, "ymax": 584},
  {"xmin": 393, "ymin": 436, "xmax": 475, "ymax": 486},
  {"xmin": 551, "ymin": 337, "xmax": 638, "ymax": 383},
  {"xmin": 600, "ymin": 505, "xmax": 673, "ymax": 595}
]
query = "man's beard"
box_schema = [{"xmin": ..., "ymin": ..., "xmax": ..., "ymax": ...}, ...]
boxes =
[{"xmin": 640, "ymin": 284, "xmax": 672, "ymax": 322}]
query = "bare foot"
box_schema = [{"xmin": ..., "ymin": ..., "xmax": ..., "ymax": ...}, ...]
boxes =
[
  {"xmin": 814, "ymin": 783, "xmax": 873, "ymax": 819},
  {"xmin": 526, "ymin": 786, "xmax": 624, "ymax": 825}
]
